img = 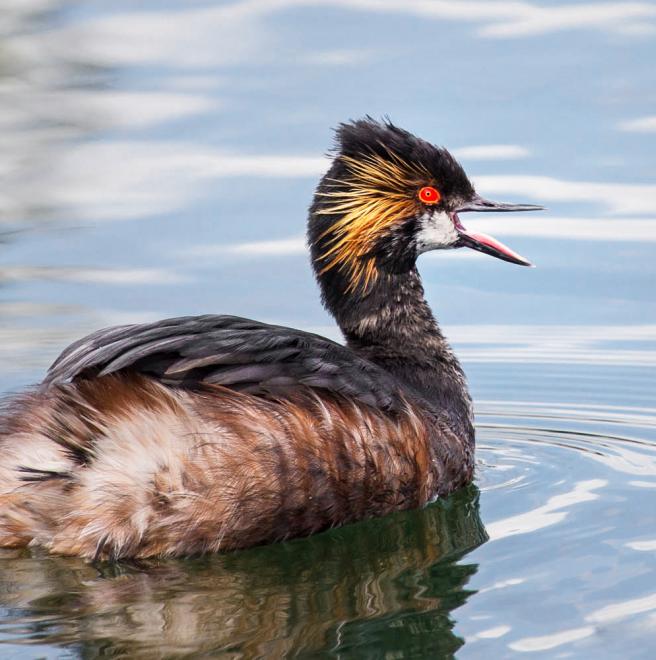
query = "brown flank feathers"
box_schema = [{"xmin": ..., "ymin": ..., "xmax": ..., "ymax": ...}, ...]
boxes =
[{"xmin": 0, "ymin": 374, "xmax": 469, "ymax": 560}]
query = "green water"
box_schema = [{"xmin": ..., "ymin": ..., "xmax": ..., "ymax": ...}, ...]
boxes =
[{"xmin": 0, "ymin": 488, "xmax": 483, "ymax": 657}]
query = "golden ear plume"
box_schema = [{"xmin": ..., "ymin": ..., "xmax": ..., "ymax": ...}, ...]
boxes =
[{"xmin": 315, "ymin": 150, "xmax": 431, "ymax": 293}]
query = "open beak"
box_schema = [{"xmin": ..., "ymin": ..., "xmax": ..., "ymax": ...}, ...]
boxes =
[{"xmin": 451, "ymin": 194, "xmax": 543, "ymax": 267}]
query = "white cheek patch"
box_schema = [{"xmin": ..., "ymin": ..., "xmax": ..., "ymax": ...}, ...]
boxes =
[{"xmin": 415, "ymin": 211, "xmax": 459, "ymax": 253}]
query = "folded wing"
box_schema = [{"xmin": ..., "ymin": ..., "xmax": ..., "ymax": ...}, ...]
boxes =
[{"xmin": 43, "ymin": 315, "xmax": 405, "ymax": 412}]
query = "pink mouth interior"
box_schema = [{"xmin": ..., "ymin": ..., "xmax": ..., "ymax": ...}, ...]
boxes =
[
  {"xmin": 450, "ymin": 212, "xmax": 532, "ymax": 266},
  {"xmin": 462, "ymin": 231, "xmax": 530, "ymax": 264}
]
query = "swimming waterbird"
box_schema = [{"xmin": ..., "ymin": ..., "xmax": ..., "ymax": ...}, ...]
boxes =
[{"xmin": 0, "ymin": 119, "xmax": 542, "ymax": 559}]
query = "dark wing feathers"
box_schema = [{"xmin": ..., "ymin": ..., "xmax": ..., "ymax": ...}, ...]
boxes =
[{"xmin": 43, "ymin": 315, "xmax": 404, "ymax": 411}]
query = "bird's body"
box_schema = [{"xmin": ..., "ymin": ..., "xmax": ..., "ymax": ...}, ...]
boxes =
[{"xmin": 0, "ymin": 119, "xmax": 540, "ymax": 559}]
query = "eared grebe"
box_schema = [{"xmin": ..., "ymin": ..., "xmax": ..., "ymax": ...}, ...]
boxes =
[{"xmin": 0, "ymin": 119, "xmax": 542, "ymax": 559}]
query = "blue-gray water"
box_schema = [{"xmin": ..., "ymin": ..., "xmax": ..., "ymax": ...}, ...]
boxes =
[{"xmin": 1, "ymin": 1, "xmax": 655, "ymax": 657}]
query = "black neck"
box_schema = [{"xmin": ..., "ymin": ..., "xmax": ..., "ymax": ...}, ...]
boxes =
[{"xmin": 315, "ymin": 264, "xmax": 474, "ymax": 442}]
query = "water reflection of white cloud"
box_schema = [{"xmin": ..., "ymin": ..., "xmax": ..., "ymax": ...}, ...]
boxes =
[
  {"xmin": 0, "ymin": 266, "xmax": 187, "ymax": 285},
  {"xmin": 305, "ymin": 49, "xmax": 372, "ymax": 65},
  {"xmin": 485, "ymin": 479, "xmax": 606, "ymax": 541},
  {"xmin": 6, "ymin": 141, "xmax": 327, "ymax": 221},
  {"xmin": 626, "ymin": 540, "xmax": 656, "ymax": 551},
  {"xmin": 0, "ymin": 79, "xmax": 215, "ymax": 132},
  {"xmin": 618, "ymin": 115, "xmax": 656, "ymax": 132},
  {"xmin": 587, "ymin": 592, "xmax": 656, "ymax": 624},
  {"xmin": 200, "ymin": 236, "xmax": 307, "ymax": 257},
  {"xmin": 509, "ymin": 625, "xmax": 596, "ymax": 652},
  {"xmin": 32, "ymin": 90, "xmax": 217, "ymax": 130},
  {"xmin": 477, "ymin": 577, "xmax": 526, "ymax": 594},
  {"xmin": 461, "ymin": 216, "xmax": 656, "ymax": 241},
  {"xmin": 586, "ymin": 442, "xmax": 656, "ymax": 477},
  {"xmin": 475, "ymin": 176, "xmax": 656, "ymax": 216},
  {"xmin": 452, "ymin": 324, "xmax": 656, "ymax": 366},
  {"xmin": 467, "ymin": 624, "xmax": 512, "ymax": 643},
  {"xmin": 28, "ymin": 0, "xmax": 656, "ymax": 76},
  {"xmin": 474, "ymin": 2, "xmax": 656, "ymax": 38}
]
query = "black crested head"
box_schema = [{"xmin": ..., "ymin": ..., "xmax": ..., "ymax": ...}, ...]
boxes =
[
  {"xmin": 307, "ymin": 118, "xmax": 474, "ymax": 308},
  {"xmin": 307, "ymin": 117, "xmax": 539, "ymax": 329},
  {"xmin": 335, "ymin": 118, "xmax": 474, "ymax": 202}
]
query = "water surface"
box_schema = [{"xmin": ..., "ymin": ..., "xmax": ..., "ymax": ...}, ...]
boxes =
[{"xmin": 1, "ymin": 1, "xmax": 655, "ymax": 657}]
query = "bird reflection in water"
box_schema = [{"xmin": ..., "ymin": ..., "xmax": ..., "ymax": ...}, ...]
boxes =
[{"xmin": 0, "ymin": 484, "xmax": 487, "ymax": 657}]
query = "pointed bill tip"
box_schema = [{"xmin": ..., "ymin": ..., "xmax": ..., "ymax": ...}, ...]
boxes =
[{"xmin": 458, "ymin": 195, "xmax": 545, "ymax": 214}]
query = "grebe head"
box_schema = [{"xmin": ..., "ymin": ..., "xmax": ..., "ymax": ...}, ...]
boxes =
[{"xmin": 308, "ymin": 118, "xmax": 542, "ymax": 298}]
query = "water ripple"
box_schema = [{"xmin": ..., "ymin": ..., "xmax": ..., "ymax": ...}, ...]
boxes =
[{"xmin": 460, "ymin": 399, "xmax": 656, "ymax": 656}]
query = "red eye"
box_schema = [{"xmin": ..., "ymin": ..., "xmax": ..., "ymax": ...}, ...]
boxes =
[{"xmin": 418, "ymin": 186, "xmax": 441, "ymax": 204}]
